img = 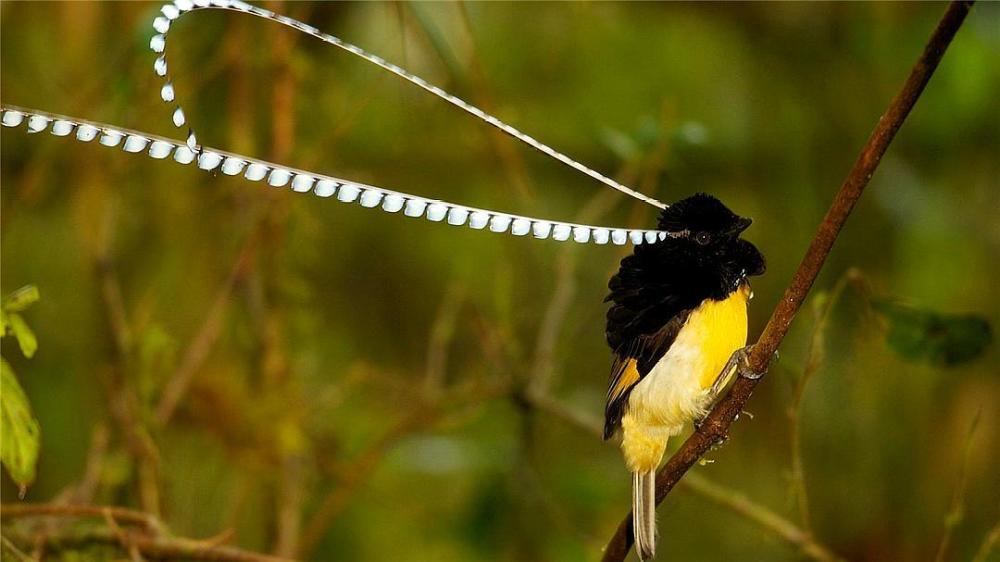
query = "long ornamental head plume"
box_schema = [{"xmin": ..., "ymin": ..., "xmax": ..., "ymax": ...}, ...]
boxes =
[{"xmin": 2, "ymin": 0, "xmax": 684, "ymax": 246}]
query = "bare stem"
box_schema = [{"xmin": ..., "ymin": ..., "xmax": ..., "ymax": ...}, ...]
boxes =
[
  {"xmin": 680, "ymin": 473, "xmax": 841, "ymax": 562},
  {"xmin": 971, "ymin": 516, "xmax": 1000, "ymax": 562},
  {"xmin": 3, "ymin": 528, "xmax": 295, "ymax": 562},
  {"xmin": 2, "ymin": 503, "xmax": 291, "ymax": 562},
  {"xmin": 932, "ymin": 411, "xmax": 982, "ymax": 562},
  {"xmin": 526, "ymin": 395, "xmax": 842, "ymax": 560},
  {"xmin": 154, "ymin": 245, "xmax": 251, "ymax": 426},
  {"xmin": 0, "ymin": 533, "xmax": 39, "ymax": 562},
  {"xmin": 601, "ymin": 3, "xmax": 975, "ymax": 560},
  {"xmin": 787, "ymin": 269, "xmax": 858, "ymax": 532},
  {"xmin": 1, "ymin": 503, "xmax": 163, "ymax": 533}
]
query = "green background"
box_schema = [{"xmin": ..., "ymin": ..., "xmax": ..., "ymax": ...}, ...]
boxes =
[{"xmin": 2, "ymin": 2, "xmax": 998, "ymax": 561}]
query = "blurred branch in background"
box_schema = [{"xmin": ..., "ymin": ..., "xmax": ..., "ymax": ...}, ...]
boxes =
[
  {"xmin": 681, "ymin": 474, "xmax": 840, "ymax": 562},
  {"xmin": 298, "ymin": 281, "xmax": 502, "ymax": 558},
  {"xmin": 526, "ymin": 382, "xmax": 842, "ymax": 562},
  {"xmin": 406, "ymin": 1, "xmax": 535, "ymax": 202},
  {"xmin": 602, "ymin": 2, "xmax": 976, "ymax": 560},
  {"xmin": 2, "ymin": 1, "xmax": 996, "ymax": 561},
  {"xmin": 154, "ymin": 244, "xmax": 253, "ymax": 427},
  {"xmin": 971, "ymin": 517, "xmax": 1000, "ymax": 562},
  {"xmin": 93, "ymin": 201, "xmax": 163, "ymax": 518},
  {"xmin": 0, "ymin": 502, "xmax": 293, "ymax": 562},
  {"xmin": 933, "ymin": 411, "xmax": 982, "ymax": 562},
  {"xmin": 786, "ymin": 268, "xmax": 869, "ymax": 534}
]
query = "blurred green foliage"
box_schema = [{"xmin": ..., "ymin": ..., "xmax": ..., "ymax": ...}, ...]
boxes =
[
  {"xmin": 874, "ymin": 299, "xmax": 992, "ymax": 367},
  {"xmin": 1, "ymin": 2, "xmax": 999, "ymax": 561},
  {"xmin": 1, "ymin": 286, "xmax": 42, "ymax": 489}
]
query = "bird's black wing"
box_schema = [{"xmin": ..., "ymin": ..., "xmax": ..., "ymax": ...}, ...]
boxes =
[
  {"xmin": 603, "ymin": 243, "xmax": 704, "ymax": 439},
  {"xmin": 603, "ymin": 311, "xmax": 691, "ymax": 439}
]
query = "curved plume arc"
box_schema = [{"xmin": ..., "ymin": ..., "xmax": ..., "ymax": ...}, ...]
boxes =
[
  {"xmin": 150, "ymin": 0, "xmax": 666, "ymax": 210},
  {"xmin": 2, "ymin": 0, "xmax": 677, "ymax": 247}
]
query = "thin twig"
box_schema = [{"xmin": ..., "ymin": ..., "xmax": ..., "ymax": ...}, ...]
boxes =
[
  {"xmin": 787, "ymin": 270, "xmax": 858, "ymax": 532},
  {"xmin": 526, "ymin": 395, "xmax": 842, "ymax": 559},
  {"xmin": 527, "ymin": 250, "xmax": 579, "ymax": 396},
  {"xmin": 932, "ymin": 411, "xmax": 982, "ymax": 562},
  {"xmin": 103, "ymin": 509, "xmax": 146, "ymax": 562},
  {"xmin": 424, "ymin": 282, "xmax": 467, "ymax": 397},
  {"xmin": 26, "ymin": 425, "xmax": 113, "ymax": 560},
  {"xmin": 680, "ymin": 473, "xmax": 841, "ymax": 562},
  {"xmin": 260, "ymin": 6, "xmax": 309, "ymax": 556},
  {"xmin": 971, "ymin": 517, "xmax": 1000, "ymax": 562},
  {"xmin": 154, "ymin": 245, "xmax": 252, "ymax": 426},
  {"xmin": 70, "ymin": 424, "xmax": 111, "ymax": 505},
  {"xmin": 297, "ymin": 377, "xmax": 511, "ymax": 558},
  {"xmin": 0, "ymin": 534, "xmax": 38, "ymax": 562},
  {"xmin": 2, "ymin": 527, "xmax": 297, "ymax": 562},
  {"xmin": 297, "ymin": 408, "xmax": 434, "ymax": 557},
  {"xmin": 527, "ymin": 393, "xmax": 603, "ymax": 438},
  {"xmin": 1, "ymin": 503, "xmax": 163, "ymax": 534},
  {"xmin": 93, "ymin": 203, "xmax": 162, "ymax": 517},
  {"xmin": 2, "ymin": 503, "xmax": 286, "ymax": 562},
  {"xmin": 601, "ymin": 3, "xmax": 974, "ymax": 559}
]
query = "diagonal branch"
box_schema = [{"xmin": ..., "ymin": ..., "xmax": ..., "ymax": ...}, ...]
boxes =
[
  {"xmin": 1, "ymin": 503, "xmax": 162, "ymax": 532},
  {"xmin": 2, "ymin": 528, "xmax": 294, "ymax": 562},
  {"xmin": 601, "ymin": 2, "xmax": 975, "ymax": 560},
  {"xmin": 679, "ymin": 473, "xmax": 841, "ymax": 562},
  {"xmin": 527, "ymin": 393, "xmax": 842, "ymax": 560},
  {"xmin": 1, "ymin": 502, "xmax": 289, "ymax": 562}
]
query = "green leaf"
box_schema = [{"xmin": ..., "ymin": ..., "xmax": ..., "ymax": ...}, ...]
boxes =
[
  {"xmin": 1, "ymin": 359, "xmax": 41, "ymax": 488},
  {"xmin": 2, "ymin": 286, "xmax": 39, "ymax": 313},
  {"xmin": 6, "ymin": 314, "xmax": 37, "ymax": 359},
  {"xmin": 873, "ymin": 300, "xmax": 993, "ymax": 367}
]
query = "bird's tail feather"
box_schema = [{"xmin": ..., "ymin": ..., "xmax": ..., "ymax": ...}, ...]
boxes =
[{"xmin": 632, "ymin": 470, "xmax": 657, "ymax": 560}]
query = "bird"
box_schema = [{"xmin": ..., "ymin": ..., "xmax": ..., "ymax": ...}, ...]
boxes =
[{"xmin": 603, "ymin": 193, "xmax": 766, "ymax": 560}]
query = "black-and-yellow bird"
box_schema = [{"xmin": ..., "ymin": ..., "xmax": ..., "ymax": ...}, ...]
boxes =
[{"xmin": 604, "ymin": 193, "xmax": 765, "ymax": 560}]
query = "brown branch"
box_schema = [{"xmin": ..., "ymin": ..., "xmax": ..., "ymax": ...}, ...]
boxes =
[
  {"xmin": 971, "ymin": 516, "xmax": 1000, "ymax": 562},
  {"xmin": 297, "ymin": 377, "xmax": 512, "ymax": 559},
  {"xmin": 154, "ymin": 245, "xmax": 252, "ymax": 427},
  {"xmin": 2, "ymin": 503, "xmax": 286, "ymax": 562},
  {"xmin": 423, "ymin": 282, "xmax": 468, "ymax": 397},
  {"xmin": 680, "ymin": 473, "xmax": 841, "ymax": 562},
  {"xmin": 297, "ymin": 408, "xmax": 436, "ymax": 557},
  {"xmin": 102, "ymin": 509, "xmax": 146, "ymax": 562},
  {"xmin": 933, "ymin": 411, "xmax": 982, "ymax": 562},
  {"xmin": 527, "ymin": 393, "xmax": 603, "ymax": 438},
  {"xmin": 68, "ymin": 424, "xmax": 111, "ymax": 505},
  {"xmin": 93, "ymin": 204, "xmax": 162, "ymax": 517},
  {"xmin": 527, "ymin": 394, "xmax": 841, "ymax": 560},
  {"xmin": 786, "ymin": 269, "xmax": 860, "ymax": 533},
  {"xmin": 1, "ymin": 503, "xmax": 163, "ymax": 533},
  {"xmin": 527, "ymin": 250, "xmax": 579, "ymax": 396},
  {"xmin": 2, "ymin": 527, "xmax": 295, "ymax": 562},
  {"xmin": 601, "ymin": 2, "xmax": 975, "ymax": 560},
  {"xmin": 0, "ymin": 534, "xmax": 38, "ymax": 562}
]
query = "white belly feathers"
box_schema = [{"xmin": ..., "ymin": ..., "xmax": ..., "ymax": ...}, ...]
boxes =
[{"xmin": 620, "ymin": 285, "xmax": 749, "ymax": 472}]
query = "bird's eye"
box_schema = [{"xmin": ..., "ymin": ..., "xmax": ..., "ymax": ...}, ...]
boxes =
[{"xmin": 694, "ymin": 231, "xmax": 711, "ymax": 245}]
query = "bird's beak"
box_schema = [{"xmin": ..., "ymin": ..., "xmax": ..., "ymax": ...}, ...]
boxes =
[{"xmin": 731, "ymin": 216, "xmax": 752, "ymax": 235}]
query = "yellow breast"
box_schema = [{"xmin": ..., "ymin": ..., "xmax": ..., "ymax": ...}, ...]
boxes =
[
  {"xmin": 620, "ymin": 284, "xmax": 750, "ymax": 472},
  {"xmin": 689, "ymin": 284, "xmax": 750, "ymax": 390}
]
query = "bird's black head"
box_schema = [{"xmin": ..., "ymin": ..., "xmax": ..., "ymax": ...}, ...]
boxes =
[
  {"xmin": 656, "ymin": 193, "xmax": 765, "ymax": 294},
  {"xmin": 657, "ymin": 192, "xmax": 752, "ymax": 247}
]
